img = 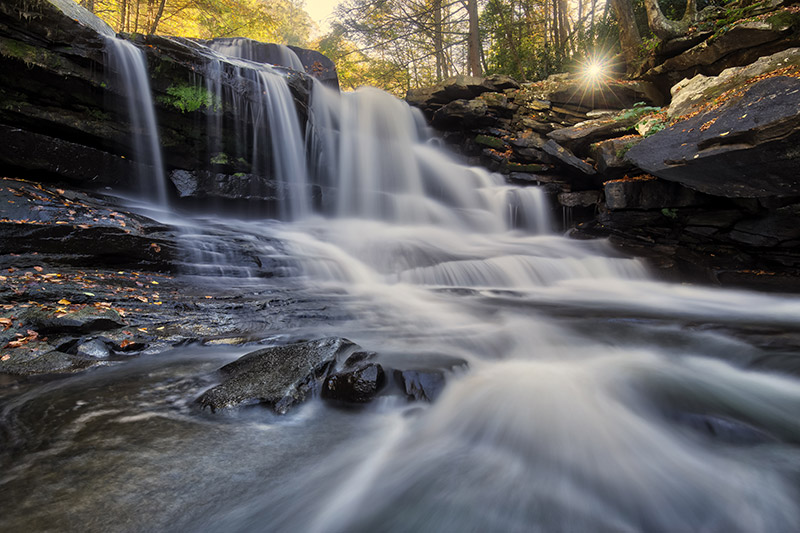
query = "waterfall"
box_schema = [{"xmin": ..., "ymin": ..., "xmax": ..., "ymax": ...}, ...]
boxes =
[
  {"xmin": 50, "ymin": 39, "xmax": 797, "ymax": 533},
  {"xmin": 104, "ymin": 36, "xmax": 168, "ymax": 206}
]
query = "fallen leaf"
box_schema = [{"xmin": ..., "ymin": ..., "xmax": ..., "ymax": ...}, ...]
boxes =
[
  {"xmin": 119, "ymin": 339, "xmax": 135, "ymax": 348},
  {"xmin": 57, "ymin": 299, "xmax": 71, "ymax": 305},
  {"xmin": 0, "ymin": 318, "xmax": 12, "ymax": 327},
  {"xmin": 33, "ymin": 266, "xmax": 43, "ymax": 272}
]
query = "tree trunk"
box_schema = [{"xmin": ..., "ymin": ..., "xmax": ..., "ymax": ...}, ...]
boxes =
[
  {"xmin": 467, "ymin": 0, "xmax": 481, "ymax": 76},
  {"xmin": 609, "ymin": 0, "xmax": 642, "ymax": 72},
  {"xmin": 643, "ymin": 0, "xmax": 695, "ymax": 40},
  {"xmin": 149, "ymin": 0, "xmax": 166, "ymax": 34},
  {"xmin": 434, "ymin": 0, "xmax": 445, "ymax": 79},
  {"xmin": 119, "ymin": 0, "xmax": 127, "ymax": 33}
]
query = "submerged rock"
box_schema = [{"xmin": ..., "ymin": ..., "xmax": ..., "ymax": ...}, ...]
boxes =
[
  {"xmin": 391, "ymin": 356, "xmax": 468, "ymax": 403},
  {"xmin": 323, "ymin": 362, "xmax": 386, "ymax": 404},
  {"xmin": 197, "ymin": 337, "xmax": 357, "ymax": 413},
  {"xmin": 25, "ymin": 307, "xmax": 125, "ymax": 334}
]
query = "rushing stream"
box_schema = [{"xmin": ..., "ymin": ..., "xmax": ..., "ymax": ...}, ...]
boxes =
[{"xmin": 3, "ymin": 40, "xmax": 800, "ymax": 533}]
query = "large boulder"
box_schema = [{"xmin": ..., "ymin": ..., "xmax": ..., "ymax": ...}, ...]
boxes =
[
  {"xmin": 626, "ymin": 75, "xmax": 800, "ymax": 198},
  {"xmin": 668, "ymin": 47, "xmax": 800, "ymax": 119},
  {"xmin": 197, "ymin": 337, "xmax": 357, "ymax": 413}
]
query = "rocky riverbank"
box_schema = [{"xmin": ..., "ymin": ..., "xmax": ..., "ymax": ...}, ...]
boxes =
[{"xmin": 406, "ymin": 4, "xmax": 800, "ymax": 289}]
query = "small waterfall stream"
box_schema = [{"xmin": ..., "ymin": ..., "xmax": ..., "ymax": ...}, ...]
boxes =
[
  {"xmin": 104, "ymin": 36, "xmax": 168, "ymax": 206},
  {"xmin": 2, "ymin": 36, "xmax": 800, "ymax": 533}
]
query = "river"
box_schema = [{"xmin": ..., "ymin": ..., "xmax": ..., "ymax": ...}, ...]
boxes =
[{"xmin": 2, "ymin": 42, "xmax": 800, "ymax": 532}]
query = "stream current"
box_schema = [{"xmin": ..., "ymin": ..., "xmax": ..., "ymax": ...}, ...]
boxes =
[{"xmin": 3, "ymin": 43, "xmax": 800, "ymax": 532}]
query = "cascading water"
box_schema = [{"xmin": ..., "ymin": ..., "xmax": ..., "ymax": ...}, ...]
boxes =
[
  {"xmin": 104, "ymin": 36, "xmax": 168, "ymax": 206},
  {"xmin": 3, "ymin": 38, "xmax": 800, "ymax": 533}
]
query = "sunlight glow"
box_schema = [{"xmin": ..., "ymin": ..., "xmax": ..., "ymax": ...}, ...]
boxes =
[{"xmin": 581, "ymin": 58, "xmax": 608, "ymax": 86}]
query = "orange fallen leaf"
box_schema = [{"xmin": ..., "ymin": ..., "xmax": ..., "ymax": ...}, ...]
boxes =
[
  {"xmin": 119, "ymin": 339, "xmax": 135, "ymax": 348},
  {"xmin": 57, "ymin": 299, "xmax": 71, "ymax": 305},
  {"xmin": 33, "ymin": 266, "xmax": 43, "ymax": 272}
]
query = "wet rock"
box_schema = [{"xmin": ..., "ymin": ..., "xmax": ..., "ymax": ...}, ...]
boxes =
[
  {"xmin": 474, "ymin": 134, "xmax": 508, "ymax": 150},
  {"xmin": 76, "ymin": 338, "xmax": 112, "ymax": 359},
  {"xmin": 547, "ymin": 113, "xmax": 640, "ymax": 152},
  {"xmin": 727, "ymin": 212, "xmax": 800, "ymax": 247},
  {"xmin": 25, "ymin": 307, "xmax": 125, "ymax": 334},
  {"xmin": 604, "ymin": 177, "xmax": 706, "ymax": 210},
  {"xmin": 626, "ymin": 76, "xmax": 800, "ymax": 199},
  {"xmin": 390, "ymin": 355, "xmax": 468, "ymax": 403},
  {"xmin": 476, "ymin": 92, "xmax": 517, "ymax": 117},
  {"xmin": 432, "ymin": 99, "xmax": 492, "ymax": 129},
  {"xmin": 322, "ymin": 363, "xmax": 386, "ymax": 404},
  {"xmin": 0, "ymin": 343, "xmax": 102, "ymax": 375},
  {"xmin": 197, "ymin": 337, "xmax": 357, "ymax": 413},
  {"xmin": 169, "ymin": 169, "xmax": 283, "ymax": 201},
  {"xmin": 0, "ymin": 125, "xmax": 134, "ymax": 187},
  {"xmin": 198, "ymin": 37, "xmax": 339, "ymax": 89},
  {"xmin": 394, "ymin": 369, "xmax": 446, "ymax": 402},
  {"xmin": 542, "ymin": 140, "xmax": 596, "ymax": 175},
  {"xmin": 558, "ymin": 191, "xmax": 601, "ymax": 208},
  {"xmin": 589, "ymin": 135, "xmax": 642, "ymax": 175}
]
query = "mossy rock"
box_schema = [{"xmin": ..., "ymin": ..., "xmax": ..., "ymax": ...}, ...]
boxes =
[
  {"xmin": 506, "ymin": 162, "xmax": 549, "ymax": 173},
  {"xmin": 157, "ymin": 84, "xmax": 221, "ymax": 113},
  {"xmin": 475, "ymin": 134, "xmax": 507, "ymax": 150}
]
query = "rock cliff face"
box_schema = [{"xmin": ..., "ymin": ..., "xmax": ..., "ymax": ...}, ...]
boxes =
[
  {"xmin": 0, "ymin": 0, "xmax": 334, "ymax": 207},
  {"xmin": 406, "ymin": 21, "xmax": 800, "ymax": 288}
]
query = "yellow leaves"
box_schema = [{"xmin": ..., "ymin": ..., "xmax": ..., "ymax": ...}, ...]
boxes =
[
  {"xmin": 151, "ymin": 281, "xmax": 159, "ymax": 285},
  {"xmin": 57, "ymin": 299, "xmax": 71, "ymax": 305}
]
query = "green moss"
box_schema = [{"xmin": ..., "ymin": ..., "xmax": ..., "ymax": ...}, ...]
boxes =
[
  {"xmin": 158, "ymin": 85, "xmax": 221, "ymax": 113},
  {"xmin": 0, "ymin": 37, "xmax": 62, "ymax": 70},
  {"xmin": 210, "ymin": 153, "xmax": 229, "ymax": 165},
  {"xmin": 617, "ymin": 104, "xmax": 661, "ymax": 122},
  {"xmin": 661, "ymin": 208, "xmax": 678, "ymax": 219},
  {"xmin": 766, "ymin": 11, "xmax": 800, "ymax": 30},
  {"xmin": 507, "ymin": 162, "xmax": 548, "ymax": 173},
  {"xmin": 232, "ymin": 172, "xmax": 247, "ymax": 178},
  {"xmin": 615, "ymin": 141, "xmax": 639, "ymax": 159},
  {"xmin": 475, "ymin": 134, "xmax": 507, "ymax": 150}
]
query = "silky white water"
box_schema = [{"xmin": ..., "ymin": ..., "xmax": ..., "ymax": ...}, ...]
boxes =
[
  {"xmin": 169, "ymin": 82, "xmax": 800, "ymax": 531},
  {"xmin": 2, "ymin": 44, "xmax": 800, "ymax": 533},
  {"xmin": 104, "ymin": 36, "xmax": 168, "ymax": 206}
]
